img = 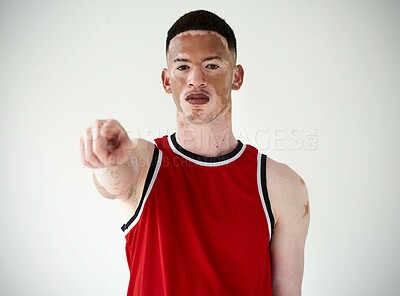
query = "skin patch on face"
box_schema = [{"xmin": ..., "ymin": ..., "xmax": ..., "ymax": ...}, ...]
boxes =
[
  {"xmin": 167, "ymin": 30, "xmax": 236, "ymax": 67},
  {"xmin": 172, "ymin": 30, "xmax": 231, "ymax": 56}
]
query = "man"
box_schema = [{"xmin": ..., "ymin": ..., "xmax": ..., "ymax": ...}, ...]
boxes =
[{"xmin": 80, "ymin": 10, "xmax": 309, "ymax": 296}]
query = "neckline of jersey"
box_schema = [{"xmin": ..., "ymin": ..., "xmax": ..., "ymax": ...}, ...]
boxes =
[{"xmin": 168, "ymin": 133, "xmax": 245, "ymax": 166}]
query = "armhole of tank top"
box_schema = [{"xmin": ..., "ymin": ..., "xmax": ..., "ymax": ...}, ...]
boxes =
[
  {"xmin": 121, "ymin": 145, "xmax": 163, "ymax": 234},
  {"xmin": 257, "ymin": 153, "xmax": 275, "ymax": 241}
]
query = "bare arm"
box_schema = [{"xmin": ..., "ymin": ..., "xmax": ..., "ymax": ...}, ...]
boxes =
[
  {"xmin": 79, "ymin": 119, "xmax": 153, "ymax": 202},
  {"xmin": 267, "ymin": 158, "xmax": 310, "ymax": 296}
]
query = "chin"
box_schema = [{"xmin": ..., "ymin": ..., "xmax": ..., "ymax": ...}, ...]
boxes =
[
  {"xmin": 186, "ymin": 113, "xmax": 220, "ymax": 125},
  {"xmin": 179, "ymin": 104, "xmax": 221, "ymax": 124}
]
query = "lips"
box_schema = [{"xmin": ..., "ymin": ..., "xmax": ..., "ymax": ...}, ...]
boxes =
[{"xmin": 185, "ymin": 93, "xmax": 210, "ymax": 105}]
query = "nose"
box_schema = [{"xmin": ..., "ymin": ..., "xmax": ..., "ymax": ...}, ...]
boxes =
[{"xmin": 187, "ymin": 67, "xmax": 207, "ymax": 88}]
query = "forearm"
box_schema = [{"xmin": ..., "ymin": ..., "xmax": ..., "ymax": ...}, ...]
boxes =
[
  {"xmin": 273, "ymin": 281, "xmax": 302, "ymax": 296},
  {"xmin": 92, "ymin": 157, "xmax": 136, "ymax": 200}
]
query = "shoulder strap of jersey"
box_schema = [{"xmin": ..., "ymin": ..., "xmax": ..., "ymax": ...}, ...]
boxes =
[
  {"xmin": 257, "ymin": 153, "xmax": 275, "ymax": 239},
  {"xmin": 121, "ymin": 145, "xmax": 162, "ymax": 232}
]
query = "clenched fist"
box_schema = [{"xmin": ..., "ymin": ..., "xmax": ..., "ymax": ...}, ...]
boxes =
[{"xmin": 80, "ymin": 119, "xmax": 134, "ymax": 168}]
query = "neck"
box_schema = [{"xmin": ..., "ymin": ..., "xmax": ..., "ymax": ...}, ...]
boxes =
[{"xmin": 176, "ymin": 109, "xmax": 237, "ymax": 157}]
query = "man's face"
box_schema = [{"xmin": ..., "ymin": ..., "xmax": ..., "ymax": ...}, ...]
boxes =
[{"xmin": 162, "ymin": 30, "xmax": 244, "ymax": 124}]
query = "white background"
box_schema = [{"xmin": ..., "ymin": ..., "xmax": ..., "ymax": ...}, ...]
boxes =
[{"xmin": 1, "ymin": 0, "xmax": 399, "ymax": 295}]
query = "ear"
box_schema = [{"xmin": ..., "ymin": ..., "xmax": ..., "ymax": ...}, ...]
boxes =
[
  {"xmin": 232, "ymin": 65, "xmax": 244, "ymax": 91},
  {"xmin": 161, "ymin": 68, "xmax": 172, "ymax": 94}
]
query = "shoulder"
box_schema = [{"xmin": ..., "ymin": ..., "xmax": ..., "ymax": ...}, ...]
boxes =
[
  {"xmin": 265, "ymin": 157, "xmax": 309, "ymax": 225},
  {"xmin": 131, "ymin": 138, "xmax": 156, "ymax": 151},
  {"xmin": 130, "ymin": 138, "xmax": 157, "ymax": 162}
]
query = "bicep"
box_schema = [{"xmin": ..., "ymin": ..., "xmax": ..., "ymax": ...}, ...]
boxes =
[
  {"xmin": 267, "ymin": 161, "xmax": 310, "ymax": 295},
  {"xmin": 270, "ymin": 208, "xmax": 309, "ymax": 295}
]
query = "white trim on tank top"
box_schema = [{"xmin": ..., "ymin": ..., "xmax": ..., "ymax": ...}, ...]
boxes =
[
  {"xmin": 124, "ymin": 149, "xmax": 163, "ymax": 235},
  {"xmin": 257, "ymin": 152, "xmax": 273, "ymax": 241},
  {"xmin": 167, "ymin": 135, "xmax": 246, "ymax": 167}
]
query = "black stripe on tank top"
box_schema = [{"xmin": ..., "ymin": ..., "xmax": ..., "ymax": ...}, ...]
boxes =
[
  {"xmin": 121, "ymin": 146, "xmax": 160, "ymax": 232},
  {"xmin": 260, "ymin": 154, "xmax": 275, "ymax": 236},
  {"xmin": 170, "ymin": 133, "xmax": 243, "ymax": 163}
]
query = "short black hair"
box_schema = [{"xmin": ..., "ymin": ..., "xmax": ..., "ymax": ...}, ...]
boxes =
[{"xmin": 166, "ymin": 10, "xmax": 237, "ymax": 57}]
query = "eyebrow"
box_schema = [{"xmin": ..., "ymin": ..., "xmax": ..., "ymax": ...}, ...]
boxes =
[
  {"xmin": 172, "ymin": 56, "xmax": 223, "ymax": 63},
  {"xmin": 173, "ymin": 58, "xmax": 190, "ymax": 63},
  {"xmin": 203, "ymin": 56, "xmax": 223, "ymax": 62}
]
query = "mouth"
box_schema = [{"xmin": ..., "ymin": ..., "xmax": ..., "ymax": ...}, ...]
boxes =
[{"xmin": 185, "ymin": 93, "xmax": 210, "ymax": 105}]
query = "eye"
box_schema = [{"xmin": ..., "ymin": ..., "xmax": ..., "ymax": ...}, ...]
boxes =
[
  {"xmin": 206, "ymin": 64, "xmax": 220, "ymax": 70},
  {"xmin": 177, "ymin": 65, "xmax": 189, "ymax": 71}
]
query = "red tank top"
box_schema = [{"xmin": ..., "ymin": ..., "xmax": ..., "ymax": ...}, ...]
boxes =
[{"xmin": 122, "ymin": 134, "xmax": 275, "ymax": 295}]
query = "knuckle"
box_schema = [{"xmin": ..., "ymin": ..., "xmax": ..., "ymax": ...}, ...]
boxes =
[
  {"xmin": 82, "ymin": 159, "xmax": 92, "ymax": 168},
  {"xmin": 92, "ymin": 145, "xmax": 104, "ymax": 157},
  {"xmin": 83, "ymin": 161, "xmax": 92, "ymax": 168},
  {"xmin": 87, "ymin": 154, "xmax": 99, "ymax": 165},
  {"xmin": 86, "ymin": 127, "xmax": 93, "ymax": 137},
  {"xmin": 107, "ymin": 119, "xmax": 121, "ymax": 130},
  {"xmin": 93, "ymin": 119, "xmax": 105, "ymax": 128}
]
